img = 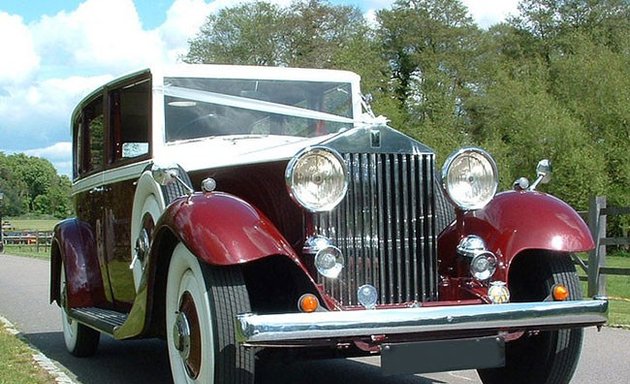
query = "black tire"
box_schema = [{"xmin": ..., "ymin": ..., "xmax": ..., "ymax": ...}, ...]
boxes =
[
  {"xmin": 60, "ymin": 263, "xmax": 100, "ymax": 357},
  {"xmin": 478, "ymin": 252, "xmax": 584, "ymax": 384},
  {"xmin": 166, "ymin": 243, "xmax": 254, "ymax": 383}
]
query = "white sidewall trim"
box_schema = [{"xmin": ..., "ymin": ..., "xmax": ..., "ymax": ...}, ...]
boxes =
[
  {"xmin": 130, "ymin": 170, "xmax": 166, "ymax": 292},
  {"xmin": 166, "ymin": 243, "xmax": 216, "ymax": 383}
]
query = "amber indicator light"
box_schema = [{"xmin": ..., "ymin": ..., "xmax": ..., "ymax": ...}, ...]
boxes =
[
  {"xmin": 552, "ymin": 284, "xmax": 570, "ymax": 301},
  {"xmin": 298, "ymin": 294, "xmax": 320, "ymax": 313}
]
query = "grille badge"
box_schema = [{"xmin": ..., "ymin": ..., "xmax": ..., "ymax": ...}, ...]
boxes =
[
  {"xmin": 370, "ymin": 129, "xmax": 381, "ymax": 148},
  {"xmin": 357, "ymin": 284, "xmax": 378, "ymax": 309}
]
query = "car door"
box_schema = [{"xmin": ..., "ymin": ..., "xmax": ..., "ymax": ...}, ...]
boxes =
[
  {"xmin": 99, "ymin": 76, "xmax": 152, "ymax": 309},
  {"xmin": 73, "ymin": 94, "xmax": 116, "ymax": 305}
]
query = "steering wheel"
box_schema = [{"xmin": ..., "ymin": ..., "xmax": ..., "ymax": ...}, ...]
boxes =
[{"xmin": 172, "ymin": 113, "xmax": 224, "ymax": 140}]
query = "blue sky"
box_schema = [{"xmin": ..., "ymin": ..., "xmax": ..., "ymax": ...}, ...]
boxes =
[{"xmin": 0, "ymin": 0, "xmax": 518, "ymax": 177}]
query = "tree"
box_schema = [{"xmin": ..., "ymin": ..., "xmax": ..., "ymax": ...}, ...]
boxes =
[
  {"xmin": 183, "ymin": 0, "xmax": 369, "ymax": 69},
  {"xmin": 0, "ymin": 152, "xmax": 73, "ymax": 218},
  {"xmin": 376, "ymin": 0, "xmax": 482, "ymax": 161},
  {"xmin": 467, "ymin": 69, "xmax": 608, "ymax": 208},
  {"xmin": 283, "ymin": 0, "xmax": 367, "ymax": 68},
  {"xmin": 550, "ymin": 33, "xmax": 630, "ymax": 217},
  {"xmin": 506, "ymin": 0, "xmax": 630, "ymax": 224},
  {"xmin": 184, "ymin": 1, "xmax": 286, "ymax": 66}
]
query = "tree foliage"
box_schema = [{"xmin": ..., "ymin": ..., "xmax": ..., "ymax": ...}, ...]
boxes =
[
  {"xmin": 0, "ymin": 152, "xmax": 72, "ymax": 219},
  {"xmin": 184, "ymin": 0, "xmax": 629, "ymax": 232},
  {"xmin": 184, "ymin": 0, "xmax": 369, "ymax": 68}
]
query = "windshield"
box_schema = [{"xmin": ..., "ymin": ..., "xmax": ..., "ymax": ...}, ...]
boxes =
[{"xmin": 164, "ymin": 77, "xmax": 354, "ymax": 142}]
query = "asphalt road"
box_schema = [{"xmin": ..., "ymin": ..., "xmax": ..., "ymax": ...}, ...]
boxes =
[{"xmin": 1, "ymin": 253, "xmax": 628, "ymax": 384}]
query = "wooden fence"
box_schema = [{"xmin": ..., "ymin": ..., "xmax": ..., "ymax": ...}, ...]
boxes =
[
  {"xmin": 576, "ymin": 196, "xmax": 630, "ymax": 297},
  {"xmin": 1, "ymin": 231, "xmax": 53, "ymax": 253}
]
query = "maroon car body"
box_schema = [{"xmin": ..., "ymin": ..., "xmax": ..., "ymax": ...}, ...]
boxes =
[{"xmin": 51, "ymin": 65, "xmax": 607, "ymax": 384}]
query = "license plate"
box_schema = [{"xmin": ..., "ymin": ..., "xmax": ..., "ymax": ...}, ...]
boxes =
[{"xmin": 381, "ymin": 336, "xmax": 505, "ymax": 376}]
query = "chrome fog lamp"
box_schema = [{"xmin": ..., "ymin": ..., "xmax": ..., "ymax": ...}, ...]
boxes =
[
  {"xmin": 303, "ymin": 235, "xmax": 333, "ymax": 255},
  {"xmin": 470, "ymin": 251, "xmax": 497, "ymax": 281},
  {"xmin": 456, "ymin": 235, "xmax": 487, "ymax": 258},
  {"xmin": 286, "ymin": 147, "xmax": 348, "ymax": 212},
  {"xmin": 357, "ymin": 284, "xmax": 378, "ymax": 309},
  {"xmin": 314, "ymin": 245, "xmax": 344, "ymax": 279},
  {"xmin": 441, "ymin": 148, "xmax": 498, "ymax": 210}
]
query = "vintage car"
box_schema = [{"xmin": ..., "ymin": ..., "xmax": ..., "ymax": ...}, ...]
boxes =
[{"xmin": 51, "ymin": 64, "xmax": 607, "ymax": 383}]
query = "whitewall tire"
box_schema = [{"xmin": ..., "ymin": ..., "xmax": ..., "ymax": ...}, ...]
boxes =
[{"xmin": 165, "ymin": 243, "xmax": 254, "ymax": 383}]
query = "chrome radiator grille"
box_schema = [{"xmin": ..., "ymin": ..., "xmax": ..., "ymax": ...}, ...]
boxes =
[{"xmin": 314, "ymin": 153, "xmax": 437, "ymax": 307}]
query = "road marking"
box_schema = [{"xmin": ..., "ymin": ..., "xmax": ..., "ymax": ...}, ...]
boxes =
[{"xmin": 0, "ymin": 315, "xmax": 77, "ymax": 384}]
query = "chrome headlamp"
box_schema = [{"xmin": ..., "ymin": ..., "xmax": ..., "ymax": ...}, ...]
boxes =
[
  {"xmin": 441, "ymin": 148, "xmax": 498, "ymax": 210},
  {"xmin": 286, "ymin": 147, "xmax": 348, "ymax": 212}
]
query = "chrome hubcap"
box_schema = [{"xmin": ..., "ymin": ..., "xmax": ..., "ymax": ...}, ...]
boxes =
[
  {"xmin": 172, "ymin": 290, "xmax": 201, "ymax": 379},
  {"xmin": 173, "ymin": 311, "xmax": 191, "ymax": 360}
]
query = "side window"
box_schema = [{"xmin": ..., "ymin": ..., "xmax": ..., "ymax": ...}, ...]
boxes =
[
  {"xmin": 87, "ymin": 98, "xmax": 105, "ymax": 173},
  {"xmin": 110, "ymin": 78, "xmax": 150, "ymax": 162},
  {"xmin": 75, "ymin": 97, "xmax": 104, "ymax": 176},
  {"xmin": 73, "ymin": 117, "xmax": 83, "ymax": 179}
]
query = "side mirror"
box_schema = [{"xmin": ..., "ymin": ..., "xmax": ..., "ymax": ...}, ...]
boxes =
[
  {"xmin": 536, "ymin": 159, "xmax": 552, "ymax": 184},
  {"xmin": 528, "ymin": 159, "xmax": 552, "ymax": 191}
]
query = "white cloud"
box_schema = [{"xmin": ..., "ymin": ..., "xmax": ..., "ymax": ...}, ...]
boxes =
[
  {"xmin": 0, "ymin": 74, "xmax": 112, "ymax": 131},
  {"xmin": 0, "ymin": 12, "xmax": 40, "ymax": 84},
  {"xmin": 31, "ymin": 0, "xmax": 166, "ymax": 74},
  {"xmin": 462, "ymin": 0, "xmax": 520, "ymax": 28},
  {"xmin": 24, "ymin": 141, "xmax": 72, "ymax": 158},
  {"xmin": 158, "ymin": 0, "xmax": 215, "ymax": 62}
]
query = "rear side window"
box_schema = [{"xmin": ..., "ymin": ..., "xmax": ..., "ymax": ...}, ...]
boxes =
[
  {"xmin": 109, "ymin": 78, "xmax": 151, "ymax": 162},
  {"xmin": 74, "ymin": 96, "xmax": 104, "ymax": 177}
]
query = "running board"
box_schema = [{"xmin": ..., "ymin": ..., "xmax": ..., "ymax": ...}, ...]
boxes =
[{"xmin": 69, "ymin": 307, "xmax": 128, "ymax": 335}]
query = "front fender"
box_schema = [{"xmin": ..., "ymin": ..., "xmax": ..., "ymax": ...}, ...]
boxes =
[
  {"xmin": 157, "ymin": 192, "xmax": 299, "ymax": 265},
  {"xmin": 439, "ymin": 190, "xmax": 594, "ymax": 276},
  {"xmin": 50, "ymin": 218, "xmax": 108, "ymax": 308},
  {"xmin": 115, "ymin": 191, "xmax": 307, "ymax": 340}
]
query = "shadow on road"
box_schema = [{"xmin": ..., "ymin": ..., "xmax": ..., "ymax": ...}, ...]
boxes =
[
  {"xmin": 23, "ymin": 332, "xmax": 171, "ymax": 384},
  {"xmin": 22, "ymin": 332, "xmax": 445, "ymax": 384}
]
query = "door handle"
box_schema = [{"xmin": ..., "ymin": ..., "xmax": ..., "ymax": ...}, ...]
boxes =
[{"xmin": 89, "ymin": 186, "xmax": 105, "ymax": 194}]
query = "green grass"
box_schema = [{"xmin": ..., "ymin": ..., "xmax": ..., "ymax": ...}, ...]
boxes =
[
  {"xmin": 603, "ymin": 256, "xmax": 630, "ymax": 299},
  {"xmin": 4, "ymin": 218, "xmax": 58, "ymax": 232},
  {"xmin": 0, "ymin": 326, "xmax": 54, "ymax": 384},
  {"xmin": 609, "ymin": 300, "xmax": 630, "ymax": 328},
  {"xmin": 601, "ymin": 255, "xmax": 630, "ymax": 327},
  {"xmin": 577, "ymin": 253, "xmax": 630, "ymax": 327},
  {"xmin": 2, "ymin": 244, "xmax": 51, "ymax": 259}
]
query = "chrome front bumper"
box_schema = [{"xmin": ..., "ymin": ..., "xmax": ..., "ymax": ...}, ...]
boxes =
[{"xmin": 236, "ymin": 298, "xmax": 608, "ymax": 347}]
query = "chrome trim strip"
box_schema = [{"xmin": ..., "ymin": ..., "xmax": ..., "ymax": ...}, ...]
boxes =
[
  {"xmin": 72, "ymin": 160, "xmax": 152, "ymax": 195},
  {"xmin": 236, "ymin": 299, "xmax": 608, "ymax": 346}
]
